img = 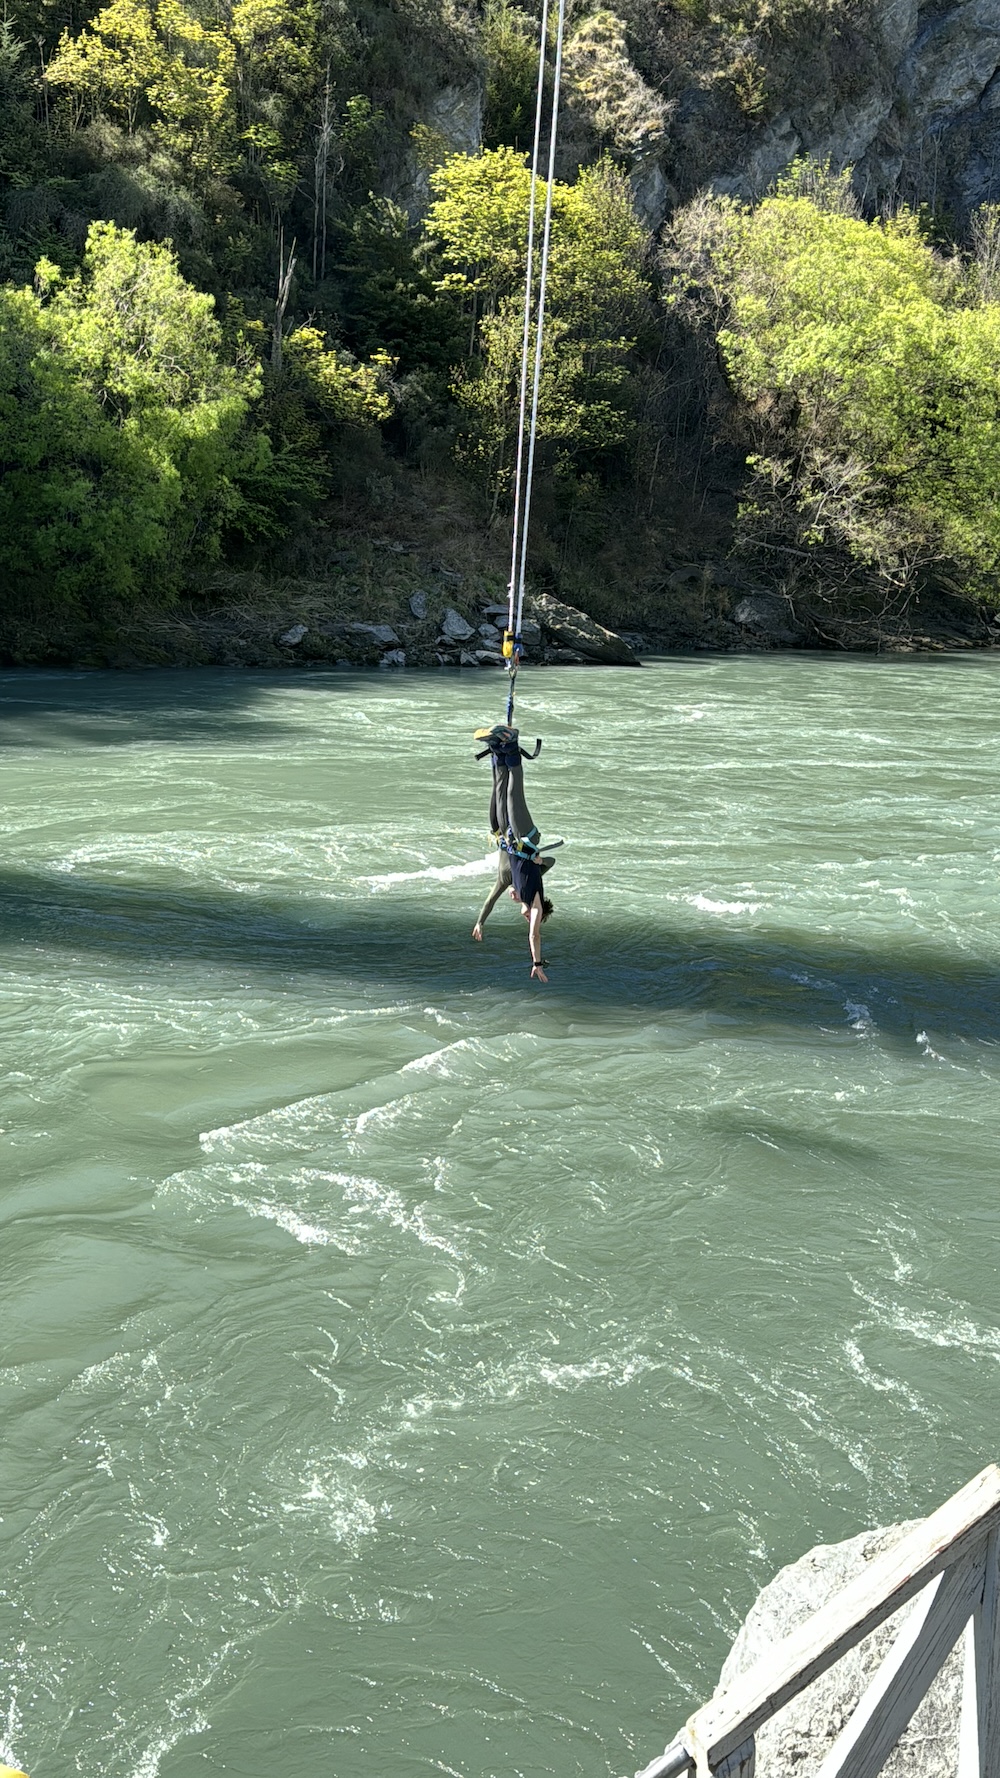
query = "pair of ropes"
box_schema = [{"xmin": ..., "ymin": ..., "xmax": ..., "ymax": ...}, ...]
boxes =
[{"xmin": 501, "ymin": 0, "xmax": 568, "ymax": 727}]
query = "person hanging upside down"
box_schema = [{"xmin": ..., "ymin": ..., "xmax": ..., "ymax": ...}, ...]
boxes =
[
  {"xmin": 472, "ymin": 723, "xmax": 554, "ymax": 983},
  {"xmin": 472, "ymin": 851, "xmax": 555, "ymax": 941}
]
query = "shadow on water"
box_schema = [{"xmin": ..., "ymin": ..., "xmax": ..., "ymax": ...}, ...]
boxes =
[
  {"xmin": 1, "ymin": 862, "xmax": 998, "ymax": 1051},
  {"xmin": 1, "ymin": 653, "xmax": 997, "ymax": 749},
  {"xmin": 0, "ymin": 668, "xmax": 370, "ymax": 750}
]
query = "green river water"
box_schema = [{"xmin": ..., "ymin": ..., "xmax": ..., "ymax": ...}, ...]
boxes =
[{"xmin": 1, "ymin": 656, "xmax": 999, "ymax": 1778}]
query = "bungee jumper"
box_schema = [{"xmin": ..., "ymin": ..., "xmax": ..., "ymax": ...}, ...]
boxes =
[
  {"xmin": 468, "ymin": 0, "xmax": 567, "ymax": 985},
  {"xmin": 472, "ymin": 722, "xmax": 556, "ymax": 981}
]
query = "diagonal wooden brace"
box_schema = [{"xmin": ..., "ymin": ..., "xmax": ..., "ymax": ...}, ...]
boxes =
[{"xmin": 815, "ymin": 1544, "xmax": 986, "ymax": 1778}]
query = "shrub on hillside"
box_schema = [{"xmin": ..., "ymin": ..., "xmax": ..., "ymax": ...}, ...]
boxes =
[
  {"xmin": 703, "ymin": 187, "xmax": 1000, "ymax": 594},
  {"xmin": 0, "ymin": 223, "xmax": 282, "ymax": 606}
]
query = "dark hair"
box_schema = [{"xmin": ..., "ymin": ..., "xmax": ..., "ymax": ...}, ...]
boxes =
[{"xmin": 541, "ymin": 897, "xmax": 554, "ymax": 922}]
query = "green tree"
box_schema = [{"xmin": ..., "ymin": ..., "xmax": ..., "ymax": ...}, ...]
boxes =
[
  {"xmin": 230, "ymin": 0, "xmax": 320, "ymax": 209},
  {"xmin": 46, "ymin": 0, "xmax": 163, "ymax": 133},
  {"xmin": 710, "ymin": 192, "xmax": 1000, "ymax": 584},
  {"xmin": 0, "ymin": 17, "xmax": 40, "ymax": 181},
  {"xmin": 481, "ymin": 0, "xmax": 539, "ymax": 151},
  {"xmin": 47, "ymin": 0, "xmax": 236, "ymax": 175},
  {"xmin": 335, "ymin": 195, "xmax": 462, "ymax": 373},
  {"xmin": 283, "ymin": 326, "xmax": 395, "ymax": 426},
  {"xmin": 0, "ymin": 223, "xmax": 260, "ymax": 606},
  {"xmin": 426, "ymin": 149, "xmax": 652, "ymax": 502}
]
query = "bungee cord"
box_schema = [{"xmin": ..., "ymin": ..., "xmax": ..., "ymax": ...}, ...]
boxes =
[
  {"xmin": 505, "ymin": 0, "xmax": 550, "ymax": 644},
  {"xmin": 503, "ymin": 0, "xmax": 567, "ymax": 728}
]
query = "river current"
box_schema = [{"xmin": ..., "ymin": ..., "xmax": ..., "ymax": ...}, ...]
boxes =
[{"xmin": 1, "ymin": 656, "xmax": 999, "ymax": 1778}]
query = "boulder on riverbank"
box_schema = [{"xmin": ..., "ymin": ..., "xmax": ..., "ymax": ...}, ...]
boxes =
[
  {"xmin": 711, "ymin": 1520, "xmax": 960, "ymax": 1777},
  {"xmin": 529, "ymin": 592, "xmax": 641, "ymax": 666}
]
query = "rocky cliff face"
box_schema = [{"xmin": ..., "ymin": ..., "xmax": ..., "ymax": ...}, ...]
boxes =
[
  {"xmin": 724, "ymin": 0, "xmax": 1000, "ymax": 221},
  {"xmin": 431, "ymin": 0, "xmax": 1000, "ymax": 233},
  {"xmin": 655, "ymin": 0, "xmax": 1000, "ymax": 224}
]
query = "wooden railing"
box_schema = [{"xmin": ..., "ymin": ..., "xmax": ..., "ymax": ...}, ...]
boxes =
[{"xmin": 635, "ymin": 1464, "xmax": 1000, "ymax": 1778}]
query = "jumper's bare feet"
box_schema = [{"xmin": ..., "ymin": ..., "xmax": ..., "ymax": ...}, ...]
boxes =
[{"xmin": 472, "ymin": 923, "xmax": 483, "ymax": 942}]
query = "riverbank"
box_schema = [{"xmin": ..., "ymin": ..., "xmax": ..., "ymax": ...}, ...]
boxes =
[{"xmin": 3, "ymin": 544, "xmax": 998, "ymax": 670}]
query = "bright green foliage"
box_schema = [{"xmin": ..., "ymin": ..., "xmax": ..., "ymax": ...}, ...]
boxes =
[
  {"xmin": 48, "ymin": 0, "xmax": 237, "ymax": 173},
  {"xmin": 0, "ymin": 224, "xmax": 259, "ymax": 606},
  {"xmin": 0, "ymin": 282, "xmax": 170, "ymax": 603},
  {"xmin": 284, "ymin": 327, "xmax": 395, "ymax": 426},
  {"xmin": 230, "ymin": 0, "xmax": 320, "ymax": 205},
  {"xmin": 714, "ymin": 195, "xmax": 1000, "ymax": 574},
  {"xmin": 427, "ymin": 150, "xmax": 651, "ymax": 493},
  {"xmin": 428, "ymin": 149, "xmax": 649, "ymax": 329},
  {"xmin": 428, "ymin": 146, "xmax": 542, "ymax": 309}
]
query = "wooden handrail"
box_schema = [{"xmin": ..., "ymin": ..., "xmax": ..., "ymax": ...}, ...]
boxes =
[{"xmin": 637, "ymin": 1463, "xmax": 1000, "ymax": 1778}]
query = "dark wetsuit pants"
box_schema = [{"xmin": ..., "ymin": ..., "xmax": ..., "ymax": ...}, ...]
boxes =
[{"xmin": 489, "ymin": 756, "xmax": 538, "ymax": 851}]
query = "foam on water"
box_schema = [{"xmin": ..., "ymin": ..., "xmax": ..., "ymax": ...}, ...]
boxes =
[
  {"xmin": 365, "ymin": 856, "xmax": 496, "ymax": 888},
  {"xmin": 686, "ymin": 893, "xmax": 766, "ymax": 915}
]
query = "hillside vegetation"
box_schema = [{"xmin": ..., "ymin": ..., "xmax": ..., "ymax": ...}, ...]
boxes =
[{"xmin": 2, "ymin": 0, "xmax": 1000, "ymax": 654}]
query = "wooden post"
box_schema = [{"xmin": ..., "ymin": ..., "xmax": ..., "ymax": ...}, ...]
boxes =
[
  {"xmin": 959, "ymin": 1525, "xmax": 1000, "ymax": 1778},
  {"xmin": 713, "ymin": 1736, "xmax": 754, "ymax": 1777},
  {"xmin": 815, "ymin": 1547, "xmax": 984, "ymax": 1778}
]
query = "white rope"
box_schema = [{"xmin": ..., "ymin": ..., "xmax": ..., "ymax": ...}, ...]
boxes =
[
  {"xmin": 508, "ymin": 0, "xmax": 567, "ymax": 646},
  {"xmin": 506, "ymin": 0, "xmax": 550, "ymax": 640},
  {"xmin": 512, "ymin": 0, "xmax": 562, "ymax": 640}
]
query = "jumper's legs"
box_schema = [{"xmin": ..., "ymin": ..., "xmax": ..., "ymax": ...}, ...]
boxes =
[{"xmin": 492, "ymin": 757, "xmax": 540, "ymax": 857}]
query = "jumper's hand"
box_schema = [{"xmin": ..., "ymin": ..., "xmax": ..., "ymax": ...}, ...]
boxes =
[
  {"xmin": 472, "ymin": 923, "xmax": 483, "ymax": 942},
  {"xmin": 530, "ymin": 963, "xmax": 548, "ymax": 983},
  {"xmin": 509, "ymin": 889, "xmax": 518, "ymax": 901}
]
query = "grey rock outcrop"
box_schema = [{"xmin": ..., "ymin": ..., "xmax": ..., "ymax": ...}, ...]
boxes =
[
  {"xmin": 441, "ymin": 607, "xmax": 476, "ymax": 642},
  {"xmin": 714, "ymin": 1522, "xmax": 961, "ymax": 1777},
  {"xmin": 630, "ymin": 153, "xmax": 677, "ymax": 228},
  {"xmin": 427, "ymin": 82, "xmax": 482, "ymax": 157},
  {"xmin": 530, "ymin": 591, "xmax": 640, "ymax": 665},
  {"xmin": 704, "ymin": 0, "xmax": 1000, "ymax": 221},
  {"xmin": 732, "ymin": 594, "xmax": 802, "ymax": 645},
  {"xmin": 405, "ymin": 81, "xmax": 483, "ymax": 218},
  {"xmin": 712, "ymin": 114, "xmax": 802, "ymax": 200}
]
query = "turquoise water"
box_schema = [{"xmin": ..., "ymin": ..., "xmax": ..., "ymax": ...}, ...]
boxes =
[{"xmin": 1, "ymin": 656, "xmax": 999, "ymax": 1778}]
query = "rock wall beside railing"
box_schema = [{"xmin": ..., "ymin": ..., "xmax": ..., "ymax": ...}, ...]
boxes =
[{"xmin": 714, "ymin": 1520, "xmax": 962, "ymax": 1777}]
